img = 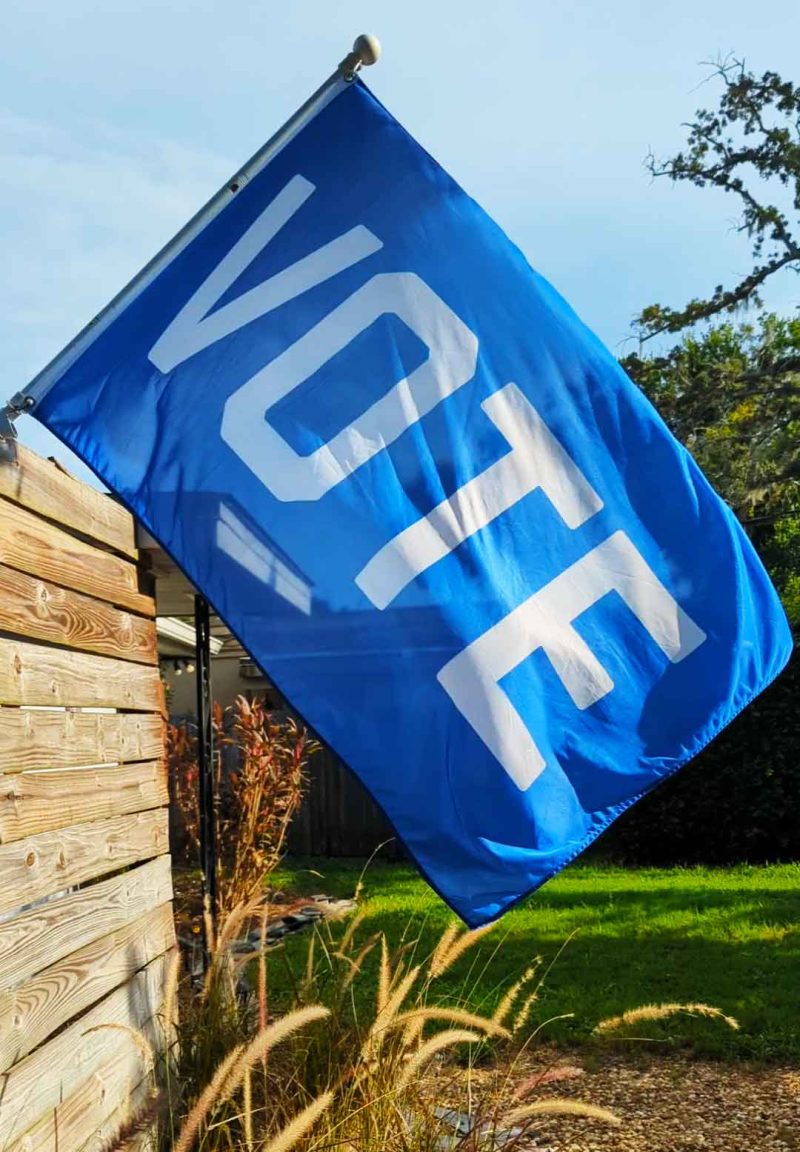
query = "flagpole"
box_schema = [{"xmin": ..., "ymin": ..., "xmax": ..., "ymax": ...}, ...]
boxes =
[
  {"xmin": 0, "ymin": 33, "xmax": 381, "ymax": 457},
  {"xmin": 194, "ymin": 593, "xmax": 218, "ymax": 964}
]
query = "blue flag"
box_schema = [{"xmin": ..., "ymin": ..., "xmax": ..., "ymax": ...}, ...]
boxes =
[{"xmin": 31, "ymin": 80, "xmax": 792, "ymax": 925}]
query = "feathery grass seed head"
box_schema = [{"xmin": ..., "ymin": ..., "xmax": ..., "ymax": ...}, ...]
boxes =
[
  {"xmin": 595, "ymin": 1002, "xmax": 739, "ymax": 1034},
  {"xmin": 503, "ymin": 1099, "xmax": 621, "ymax": 1127}
]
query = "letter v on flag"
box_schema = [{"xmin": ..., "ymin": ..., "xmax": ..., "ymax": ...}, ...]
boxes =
[{"xmin": 24, "ymin": 73, "xmax": 792, "ymax": 925}]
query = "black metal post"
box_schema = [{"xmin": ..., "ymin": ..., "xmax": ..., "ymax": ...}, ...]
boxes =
[{"xmin": 194, "ymin": 594, "xmax": 218, "ymax": 958}]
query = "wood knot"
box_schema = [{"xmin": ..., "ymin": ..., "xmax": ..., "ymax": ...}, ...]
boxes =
[
  {"xmin": 13, "ymin": 654, "xmax": 22, "ymax": 675},
  {"xmin": 25, "ymin": 852, "xmax": 36, "ymax": 868}
]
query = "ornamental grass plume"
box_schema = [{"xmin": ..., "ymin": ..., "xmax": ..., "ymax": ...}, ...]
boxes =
[
  {"xmin": 278, "ymin": 918, "xmax": 517, "ymax": 1150},
  {"xmin": 377, "ymin": 933, "xmax": 391, "ymax": 1016},
  {"xmin": 595, "ymin": 1001, "xmax": 740, "ymax": 1035},
  {"xmin": 155, "ymin": 849, "xmax": 747, "ymax": 1151},
  {"xmin": 338, "ymin": 934, "xmax": 380, "ymax": 994},
  {"xmin": 503, "ymin": 1098, "xmax": 621, "ymax": 1127},
  {"xmin": 429, "ymin": 921, "xmax": 495, "ymax": 979},
  {"xmin": 260, "ymin": 1092, "xmax": 334, "ymax": 1152},
  {"xmin": 396, "ymin": 1029, "xmax": 483, "ymax": 1090},
  {"xmin": 429, "ymin": 921, "xmax": 461, "ymax": 978},
  {"xmin": 492, "ymin": 963, "xmax": 541, "ymax": 1029},
  {"xmin": 364, "ymin": 957, "xmax": 423, "ymax": 1059},
  {"xmin": 83, "ymin": 1023, "xmax": 156, "ymax": 1074},
  {"xmin": 170, "ymin": 1003, "xmax": 331, "ymax": 1152},
  {"xmin": 263, "ymin": 914, "xmax": 625, "ymax": 1151},
  {"xmin": 216, "ymin": 1007, "xmax": 331, "ymax": 1108},
  {"xmin": 160, "ymin": 949, "xmax": 182, "ymax": 1043},
  {"xmin": 390, "ymin": 1006, "xmax": 512, "ymax": 1042}
]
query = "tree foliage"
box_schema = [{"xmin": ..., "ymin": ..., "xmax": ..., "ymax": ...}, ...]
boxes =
[
  {"xmin": 616, "ymin": 318, "xmax": 800, "ymax": 858},
  {"xmin": 635, "ymin": 58, "xmax": 800, "ymax": 339},
  {"xmin": 622, "ymin": 314, "xmax": 800, "ymax": 523}
]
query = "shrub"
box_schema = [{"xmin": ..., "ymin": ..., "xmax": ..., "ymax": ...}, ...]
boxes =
[{"xmin": 168, "ymin": 696, "xmax": 318, "ymax": 915}]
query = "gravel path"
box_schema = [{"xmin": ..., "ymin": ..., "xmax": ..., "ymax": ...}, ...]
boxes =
[{"xmin": 483, "ymin": 1053, "xmax": 800, "ymax": 1152}]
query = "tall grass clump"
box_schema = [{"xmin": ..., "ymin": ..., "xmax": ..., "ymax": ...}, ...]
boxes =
[
  {"xmin": 150, "ymin": 903, "xmax": 621, "ymax": 1152},
  {"xmin": 141, "ymin": 874, "xmax": 743, "ymax": 1152}
]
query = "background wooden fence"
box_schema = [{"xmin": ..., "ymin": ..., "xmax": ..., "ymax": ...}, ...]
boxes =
[
  {"xmin": 0, "ymin": 445, "xmax": 174, "ymax": 1152},
  {"xmin": 288, "ymin": 746, "xmax": 404, "ymax": 860}
]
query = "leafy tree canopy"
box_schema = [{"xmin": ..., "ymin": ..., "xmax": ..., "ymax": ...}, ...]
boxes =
[
  {"xmin": 622, "ymin": 314, "xmax": 800, "ymax": 522},
  {"xmin": 624, "ymin": 316, "xmax": 800, "ymax": 627}
]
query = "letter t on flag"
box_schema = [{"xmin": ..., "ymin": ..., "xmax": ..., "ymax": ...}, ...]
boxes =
[{"xmin": 14, "ymin": 39, "xmax": 792, "ymax": 925}]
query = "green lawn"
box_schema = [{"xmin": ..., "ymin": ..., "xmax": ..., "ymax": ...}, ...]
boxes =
[{"xmin": 268, "ymin": 857, "xmax": 800, "ymax": 1063}]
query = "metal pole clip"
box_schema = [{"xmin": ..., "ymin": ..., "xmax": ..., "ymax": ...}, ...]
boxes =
[{"xmin": 0, "ymin": 393, "xmax": 34, "ymax": 464}]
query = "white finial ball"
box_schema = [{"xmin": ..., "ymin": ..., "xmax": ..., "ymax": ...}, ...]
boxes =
[{"xmin": 353, "ymin": 34, "xmax": 381, "ymax": 66}]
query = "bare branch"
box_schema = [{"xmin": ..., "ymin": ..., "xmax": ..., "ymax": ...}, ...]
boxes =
[{"xmin": 635, "ymin": 61, "xmax": 800, "ymax": 339}]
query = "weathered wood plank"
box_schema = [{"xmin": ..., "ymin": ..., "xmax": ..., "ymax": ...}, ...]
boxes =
[
  {"xmin": 0, "ymin": 953, "xmax": 169, "ymax": 1147},
  {"xmin": 0, "ymin": 564, "xmax": 157, "ymax": 664},
  {"xmin": 0, "ymin": 902, "xmax": 175, "ymax": 1072},
  {"xmin": 77, "ymin": 1078, "xmax": 157, "ymax": 1152},
  {"xmin": 0, "ymin": 709, "xmax": 163, "ymax": 773},
  {"xmin": 0, "ymin": 496, "xmax": 153, "ymax": 614},
  {"xmin": 0, "ymin": 855, "xmax": 172, "ymax": 991},
  {"xmin": 0, "ymin": 446, "xmax": 136, "ymax": 559},
  {"xmin": 0, "ymin": 637, "xmax": 165, "ymax": 712},
  {"xmin": 7, "ymin": 1064, "xmax": 155, "ymax": 1152},
  {"xmin": 0, "ymin": 760, "xmax": 168, "ymax": 843},
  {"xmin": 0, "ymin": 809, "xmax": 169, "ymax": 919},
  {"xmin": 76, "ymin": 1071, "xmax": 161, "ymax": 1152}
]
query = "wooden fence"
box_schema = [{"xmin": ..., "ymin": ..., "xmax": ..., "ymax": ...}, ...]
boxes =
[
  {"xmin": 0, "ymin": 445, "xmax": 174, "ymax": 1152},
  {"xmin": 288, "ymin": 746, "xmax": 404, "ymax": 860}
]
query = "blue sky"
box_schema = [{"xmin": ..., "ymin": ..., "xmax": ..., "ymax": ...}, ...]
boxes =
[{"xmin": 3, "ymin": 0, "xmax": 798, "ymax": 482}]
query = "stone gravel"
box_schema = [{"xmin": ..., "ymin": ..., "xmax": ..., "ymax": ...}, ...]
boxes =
[{"xmin": 464, "ymin": 1052, "xmax": 800, "ymax": 1152}]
